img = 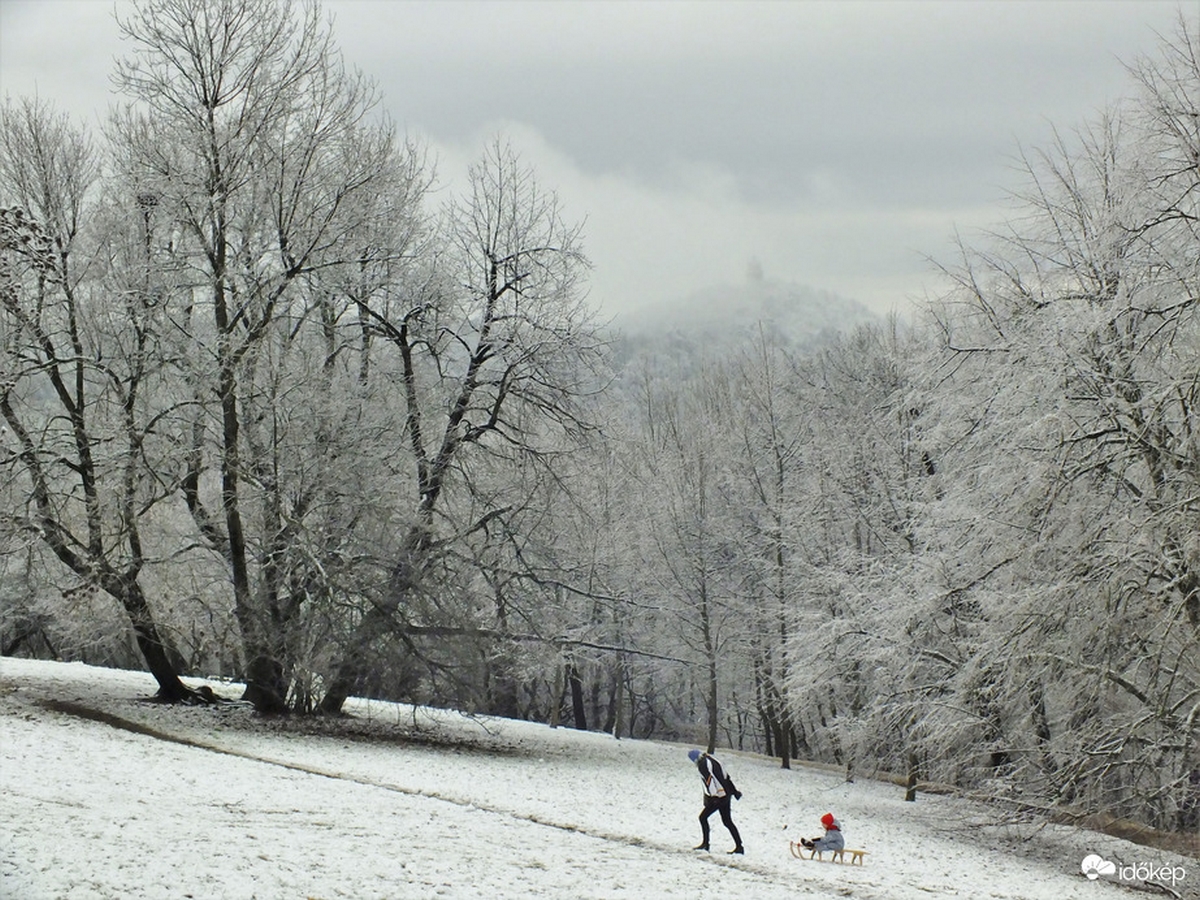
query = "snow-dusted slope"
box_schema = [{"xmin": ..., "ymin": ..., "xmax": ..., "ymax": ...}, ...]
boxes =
[{"xmin": 1, "ymin": 658, "xmax": 1193, "ymax": 899}]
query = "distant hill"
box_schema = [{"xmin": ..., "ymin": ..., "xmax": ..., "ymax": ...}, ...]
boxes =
[{"xmin": 607, "ymin": 275, "xmax": 878, "ymax": 373}]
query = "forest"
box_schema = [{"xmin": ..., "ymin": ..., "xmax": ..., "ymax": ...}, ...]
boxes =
[{"xmin": 1, "ymin": 0, "xmax": 1196, "ymax": 838}]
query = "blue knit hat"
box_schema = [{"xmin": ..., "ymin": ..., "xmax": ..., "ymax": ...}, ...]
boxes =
[{"xmin": 688, "ymin": 749, "xmax": 701, "ymax": 762}]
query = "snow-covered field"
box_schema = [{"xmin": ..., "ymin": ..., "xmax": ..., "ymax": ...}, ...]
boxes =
[{"xmin": 1, "ymin": 658, "xmax": 1194, "ymax": 900}]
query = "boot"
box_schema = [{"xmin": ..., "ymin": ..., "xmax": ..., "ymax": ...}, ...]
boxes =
[
  {"xmin": 729, "ymin": 846, "xmax": 744, "ymax": 854},
  {"xmin": 693, "ymin": 843, "xmax": 710, "ymax": 851}
]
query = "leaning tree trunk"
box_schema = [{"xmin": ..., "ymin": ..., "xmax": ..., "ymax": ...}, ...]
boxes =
[
  {"xmin": 318, "ymin": 602, "xmax": 391, "ymax": 715},
  {"xmin": 107, "ymin": 576, "xmax": 197, "ymax": 703},
  {"xmin": 318, "ymin": 529, "xmax": 427, "ymax": 715}
]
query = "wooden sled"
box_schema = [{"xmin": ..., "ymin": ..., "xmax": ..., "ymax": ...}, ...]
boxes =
[{"xmin": 788, "ymin": 841, "xmax": 867, "ymax": 865}]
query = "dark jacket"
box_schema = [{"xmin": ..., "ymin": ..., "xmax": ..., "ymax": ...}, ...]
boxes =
[{"xmin": 696, "ymin": 753, "xmax": 740, "ymax": 799}]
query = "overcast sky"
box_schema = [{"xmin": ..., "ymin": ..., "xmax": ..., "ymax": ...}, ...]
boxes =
[{"xmin": 0, "ymin": 0, "xmax": 1191, "ymax": 320}]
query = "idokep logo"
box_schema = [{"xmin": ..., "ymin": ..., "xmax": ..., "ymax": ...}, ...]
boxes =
[
  {"xmin": 1081, "ymin": 854, "xmax": 1188, "ymax": 888},
  {"xmin": 1081, "ymin": 855, "xmax": 1116, "ymax": 880}
]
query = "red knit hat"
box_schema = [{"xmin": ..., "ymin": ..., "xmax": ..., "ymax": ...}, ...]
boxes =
[{"xmin": 820, "ymin": 812, "xmax": 837, "ymax": 829}]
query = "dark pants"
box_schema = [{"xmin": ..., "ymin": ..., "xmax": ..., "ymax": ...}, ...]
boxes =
[{"xmin": 699, "ymin": 794, "xmax": 742, "ymax": 849}]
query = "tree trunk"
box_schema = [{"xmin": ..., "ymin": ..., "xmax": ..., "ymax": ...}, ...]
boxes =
[
  {"xmin": 601, "ymin": 673, "xmax": 618, "ymax": 735},
  {"xmin": 488, "ymin": 653, "xmax": 520, "ymax": 719},
  {"xmin": 568, "ymin": 660, "xmax": 587, "ymax": 730},
  {"xmin": 318, "ymin": 603, "xmax": 389, "ymax": 714},
  {"xmin": 111, "ymin": 577, "xmax": 196, "ymax": 703},
  {"xmin": 1030, "ymin": 679, "xmax": 1056, "ymax": 781},
  {"xmin": 611, "ymin": 656, "xmax": 626, "ymax": 739},
  {"xmin": 754, "ymin": 657, "xmax": 776, "ymax": 757},
  {"xmin": 705, "ymin": 653, "xmax": 719, "ymax": 754},
  {"xmin": 777, "ymin": 717, "xmax": 793, "ymax": 770},
  {"xmin": 549, "ymin": 661, "xmax": 565, "ymax": 728},
  {"xmin": 697, "ymin": 572, "xmax": 719, "ymax": 754},
  {"xmin": 319, "ymin": 527, "xmax": 428, "ymax": 715},
  {"xmin": 905, "ymin": 748, "xmax": 920, "ymax": 802}
]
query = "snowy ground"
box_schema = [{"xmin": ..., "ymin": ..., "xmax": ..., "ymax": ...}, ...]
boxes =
[{"xmin": 1, "ymin": 659, "xmax": 1195, "ymax": 900}]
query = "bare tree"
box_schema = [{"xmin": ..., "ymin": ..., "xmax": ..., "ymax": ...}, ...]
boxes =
[
  {"xmin": 0, "ymin": 98, "xmax": 197, "ymax": 700},
  {"xmin": 631, "ymin": 360, "xmax": 746, "ymax": 753},
  {"xmin": 111, "ymin": 0, "xmax": 407, "ymax": 711},
  {"xmin": 727, "ymin": 330, "xmax": 808, "ymax": 767},
  {"xmin": 317, "ymin": 138, "xmax": 602, "ymax": 714}
]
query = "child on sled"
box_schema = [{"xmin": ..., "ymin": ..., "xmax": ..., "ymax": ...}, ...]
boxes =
[{"xmin": 799, "ymin": 812, "xmax": 844, "ymax": 854}]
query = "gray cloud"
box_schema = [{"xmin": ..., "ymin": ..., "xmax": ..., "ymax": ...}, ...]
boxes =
[{"xmin": 1, "ymin": 0, "xmax": 1188, "ymax": 318}]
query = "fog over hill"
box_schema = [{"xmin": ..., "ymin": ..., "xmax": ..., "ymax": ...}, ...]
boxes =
[{"xmin": 608, "ymin": 266, "xmax": 880, "ymax": 370}]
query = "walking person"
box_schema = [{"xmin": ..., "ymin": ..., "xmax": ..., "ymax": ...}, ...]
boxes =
[{"xmin": 687, "ymin": 749, "xmax": 744, "ymax": 854}]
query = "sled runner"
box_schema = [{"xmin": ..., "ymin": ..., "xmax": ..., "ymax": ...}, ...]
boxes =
[{"xmin": 788, "ymin": 841, "xmax": 867, "ymax": 865}]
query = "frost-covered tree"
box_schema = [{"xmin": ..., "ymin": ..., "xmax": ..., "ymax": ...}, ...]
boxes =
[
  {"xmin": 0, "ymin": 98, "xmax": 197, "ymax": 700},
  {"xmin": 923, "ymin": 12, "xmax": 1200, "ymax": 827},
  {"xmin": 317, "ymin": 139, "xmax": 602, "ymax": 715},
  {"xmin": 110, "ymin": 0, "xmax": 417, "ymax": 711},
  {"xmin": 726, "ymin": 330, "xmax": 808, "ymax": 767},
  {"xmin": 629, "ymin": 359, "xmax": 750, "ymax": 752},
  {"xmin": 773, "ymin": 322, "xmax": 938, "ymax": 785}
]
